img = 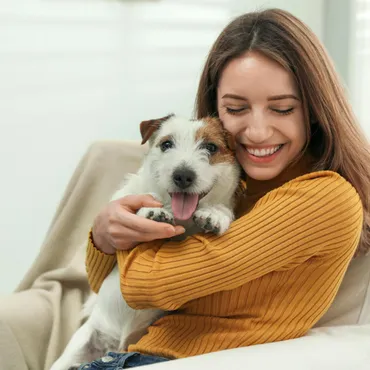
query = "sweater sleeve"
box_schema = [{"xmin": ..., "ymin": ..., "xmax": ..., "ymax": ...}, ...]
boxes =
[
  {"xmin": 117, "ymin": 171, "xmax": 363, "ymax": 311},
  {"xmin": 85, "ymin": 230, "xmax": 117, "ymax": 293}
]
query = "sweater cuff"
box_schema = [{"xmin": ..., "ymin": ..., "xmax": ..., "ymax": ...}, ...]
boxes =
[{"xmin": 86, "ymin": 229, "xmax": 117, "ymax": 293}]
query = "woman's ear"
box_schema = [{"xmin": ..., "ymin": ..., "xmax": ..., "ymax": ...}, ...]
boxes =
[{"xmin": 140, "ymin": 114, "xmax": 175, "ymax": 145}]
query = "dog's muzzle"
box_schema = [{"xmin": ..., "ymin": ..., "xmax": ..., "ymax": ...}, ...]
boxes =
[{"xmin": 170, "ymin": 167, "xmax": 199, "ymax": 221}]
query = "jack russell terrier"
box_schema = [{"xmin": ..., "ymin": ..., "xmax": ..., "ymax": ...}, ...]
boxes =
[{"xmin": 51, "ymin": 114, "xmax": 241, "ymax": 370}]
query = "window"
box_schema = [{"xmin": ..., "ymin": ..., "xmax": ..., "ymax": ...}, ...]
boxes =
[{"xmin": 350, "ymin": 0, "xmax": 370, "ymax": 138}]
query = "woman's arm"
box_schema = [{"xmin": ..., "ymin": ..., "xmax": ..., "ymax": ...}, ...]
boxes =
[
  {"xmin": 118, "ymin": 171, "xmax": 363, "ymax": 310},
  {"xmin": 85, "ymin": 230, "xmax": 117, "ymax": 293},
  {"xmin": 85, "ymin": 194, "xmax": 184, "ymax": 293}
]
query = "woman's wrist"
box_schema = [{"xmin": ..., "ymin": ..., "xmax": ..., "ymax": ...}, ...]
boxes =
[{"xmin": 90, "ymin": 228, "xmax": 116, "ymax": 255}]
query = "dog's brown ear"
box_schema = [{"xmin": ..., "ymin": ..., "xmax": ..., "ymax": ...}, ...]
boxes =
[
  {"xmin": 140, "ymin": 114, "xmax": 174, "ymax": 145},
  {"xmin": 225, "ymin": 131, "xmax": 236, "ymax": 151}
]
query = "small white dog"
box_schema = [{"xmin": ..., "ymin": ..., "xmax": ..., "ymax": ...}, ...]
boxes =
[{"xmin": 51, "ymin": 114, "xmax": 241, "ymax": 370}]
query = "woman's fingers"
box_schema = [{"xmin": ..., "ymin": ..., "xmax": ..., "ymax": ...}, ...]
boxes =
[
  {"xmin": 114, "ymin": 195, "xmax": 185, "ymax": 239},
  {"xmin": 93, "ymin": 194, "xmax": 185, "ymax": 253},
  {"xmin": 115, "ymin": 209, "xmax": 171, "ymax": 233},
  {"xmin": 117, "ymin": 194, "xmax": 163, "ymax": 210},
  {"xmin": 112, "ymin": 212, "xmax": 185, "ymax": 241}
]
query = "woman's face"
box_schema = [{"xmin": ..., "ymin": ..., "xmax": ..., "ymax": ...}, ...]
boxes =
[{"xmin": 217, "ymin": 51, "xmax": 306, "ymax": 181}]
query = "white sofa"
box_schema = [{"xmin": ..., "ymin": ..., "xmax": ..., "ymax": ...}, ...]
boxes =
[{"xmin": 0, "ymin": 140, "xmax": 369, "ymax": 370}]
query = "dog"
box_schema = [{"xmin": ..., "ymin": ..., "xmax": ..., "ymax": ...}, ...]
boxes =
[{"xmin": 50, "ymin": 114, "xmax": 241, "ymax": 370}]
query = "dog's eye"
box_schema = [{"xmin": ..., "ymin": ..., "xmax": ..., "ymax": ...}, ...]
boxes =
[
  {"xmin": 204, "ymin": 143, "xmax": 218, "ymax": 154},
  {"xmin": 160, "ymin": 140, "xmax": 174, "ymax": 152}
]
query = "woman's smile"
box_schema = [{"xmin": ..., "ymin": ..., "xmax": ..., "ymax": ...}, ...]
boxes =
[{"xmin": 240, "ymin": 143, "xmax": 285, "ymax": 163}]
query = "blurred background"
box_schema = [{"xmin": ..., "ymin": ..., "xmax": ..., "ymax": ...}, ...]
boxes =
[{"xmin": 0, "ymin": 0, "xmax": 369, "ymax": 294}]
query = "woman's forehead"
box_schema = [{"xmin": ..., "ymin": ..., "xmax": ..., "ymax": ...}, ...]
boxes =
[{"xmin": 218, "ymin": 51, "xmax": 299, "ymax": 99}]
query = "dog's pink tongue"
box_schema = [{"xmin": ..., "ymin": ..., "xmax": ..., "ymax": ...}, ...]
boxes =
[{"xmin": 171, "ymin": 193, "xmax": 199, "ymax": 221}]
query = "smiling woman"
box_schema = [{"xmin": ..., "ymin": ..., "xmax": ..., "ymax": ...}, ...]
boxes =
[
  {"xmin": 196, "ymin": 9, "xmax": 370, "ymax": 252},
  {"xmin": 217, "ymin": 51, "xmax": 306, "ymax": 180},
  {"xmin": 81, "ymin": 7, "xmax": 370, "ymax": 369}
]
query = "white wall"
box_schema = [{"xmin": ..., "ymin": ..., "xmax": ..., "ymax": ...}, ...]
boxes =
[
  {"xmin": 323, "ymin": 0, "xmax": 351, "ymax": 86},
  {"xmin": 349, "ymin": 0, "xmax": 370, "ymax": 139},
  {"xmin": 0, "ymin": 0, "xmax": 232, "ymax": 294},
  {"xmin": 0, "ymin": 0, "xmax": 326, "ymax": 294}
]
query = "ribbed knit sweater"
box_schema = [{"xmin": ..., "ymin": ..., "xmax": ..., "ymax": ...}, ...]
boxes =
[{"xmin": 86, "ymin": 170, "xmax": 363, "ymax": 359}]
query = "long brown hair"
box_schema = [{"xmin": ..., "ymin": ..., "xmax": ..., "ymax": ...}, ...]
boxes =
[{"xmin": 195, "ymin": 8, "xmax": 370, "ymax": 256}]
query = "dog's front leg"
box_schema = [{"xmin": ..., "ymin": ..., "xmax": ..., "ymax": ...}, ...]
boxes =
[
  {"xmin": 49, "ymin": 318, "xmax": 108, "ymax": 370},
  {"xmin": 193, "ymin": 204, "xmax": 234, "ymax": 235}
]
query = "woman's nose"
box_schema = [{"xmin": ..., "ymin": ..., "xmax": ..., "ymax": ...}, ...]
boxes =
[{"xmin": 244, "ymin": 114, "xmax": 273, "ymax": 143}]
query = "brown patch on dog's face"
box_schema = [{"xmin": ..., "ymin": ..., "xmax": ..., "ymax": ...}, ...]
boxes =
[
  {"xmin": 195, "ymin": 117, "xmax": 237, "ymax": 165},
  {"xmin": 156, "ymin": 135, "xmax": 173, "ymax": 148},
  {"xmin": 140, "ymin": 113, "xmax": 174, "ymax": 145}
]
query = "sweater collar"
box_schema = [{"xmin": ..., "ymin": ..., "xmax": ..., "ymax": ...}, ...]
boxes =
[{"xmin": 236, "ymin": 153, "xmax": 314, "ymax": 217}]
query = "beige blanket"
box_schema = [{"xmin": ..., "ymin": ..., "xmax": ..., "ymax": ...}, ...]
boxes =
[
  {"xmin": 0, "ymin": 140, "xmax": 369, "ymax": 370},
  {"xmin": 0, "ymin": 141, "xmax": 146, "ymax": 370}
]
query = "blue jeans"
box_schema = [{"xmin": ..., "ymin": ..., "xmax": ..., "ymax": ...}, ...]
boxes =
[{"xmin": 76, "ymin": 352, "xmax": 170, "ymax": 369}]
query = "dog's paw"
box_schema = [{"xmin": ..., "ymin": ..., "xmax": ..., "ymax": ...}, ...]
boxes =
[
  {"xmin": 193, "ymin": 205, "xmax": 234, "ymax": 235},
  {"xmin": 137, "ymin": 207, "xmax": 175, "ymax": 225}
]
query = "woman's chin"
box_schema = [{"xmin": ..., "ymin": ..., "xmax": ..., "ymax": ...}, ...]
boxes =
[{"xmin": 244, "ymin": 166, "xmax": 283, "ymax": 181}]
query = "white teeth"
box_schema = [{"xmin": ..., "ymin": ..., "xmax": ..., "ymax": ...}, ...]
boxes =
[{"xmin": 246, "ymin": 145, "xmax": 282, "ymax": 157}]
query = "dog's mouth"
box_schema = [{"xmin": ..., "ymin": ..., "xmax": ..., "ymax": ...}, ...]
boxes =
[{"xmin": 169, "ymin": 192, "xmax": 207, "ymax": 221}]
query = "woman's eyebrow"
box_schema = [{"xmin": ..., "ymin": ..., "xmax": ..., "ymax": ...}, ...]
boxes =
[
  {"xmin": 267, "ymin": 94, "xmax": 300, "ymax": 101},
  {"xmin": 221, "ymin": 94, "xmax": 247, "ymax": 101},
  {"xmin": 221, "ymin": 93, "xmax": 300, "ymax": 101}
]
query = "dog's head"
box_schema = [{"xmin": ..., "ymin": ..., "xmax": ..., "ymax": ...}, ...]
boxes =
[{"xmin": 140, "ymin": 114, "xmax": 240, "ymax": 220}]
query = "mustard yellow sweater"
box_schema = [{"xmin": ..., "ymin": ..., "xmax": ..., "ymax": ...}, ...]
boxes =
[{"xmin": 86, "ymin": 171, "xmax": 363, "ymax": 359}]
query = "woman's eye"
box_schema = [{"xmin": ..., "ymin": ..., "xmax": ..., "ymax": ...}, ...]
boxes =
[
  {"xmin": 204, "ymin": 143, "xmax": 219, "ymax": 154},
  {"xmin": 225, "ymin": 107, "xmax": 247, "ymax": 115},
  {"xmin": 271, "ymin": 107, "xmax": 294, "ymax": 115},
  {"xmin": 160, "ymin": 140, "xmax": 174, "ymax": 151}
]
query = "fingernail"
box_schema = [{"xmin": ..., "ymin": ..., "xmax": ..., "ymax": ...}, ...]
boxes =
[
  {"xmin": 175, "ymin": 226, "xmax": 185, "ymax": 234},
  {"xmin": 166, "ymin": 226, "xmax": 176, "ymax": 234}
]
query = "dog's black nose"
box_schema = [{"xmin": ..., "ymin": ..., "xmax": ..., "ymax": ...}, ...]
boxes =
[{"xmin": 172, "ymin": 168, "xmax": 196, "ymax": 189}]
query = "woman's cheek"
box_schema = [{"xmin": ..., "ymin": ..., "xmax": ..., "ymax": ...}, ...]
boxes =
[{"xmin": 223, "ymin": 117, "xmax": 241, "ymax": 137}]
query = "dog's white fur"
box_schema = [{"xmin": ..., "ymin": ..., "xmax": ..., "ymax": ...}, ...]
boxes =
[{"xmin": 50, "ymin": 116, "xmax": 240, "ymax": 370}]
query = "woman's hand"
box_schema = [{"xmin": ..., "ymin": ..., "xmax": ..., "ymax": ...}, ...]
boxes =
[{"xmin": 92, "ymin": 194, "xmax": 185, "ymax": 254}]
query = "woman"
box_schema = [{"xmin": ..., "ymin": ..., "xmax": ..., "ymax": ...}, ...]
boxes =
[{"xmin": 84, "ymin": 8, "xmax": 370, "ymax": 369}]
